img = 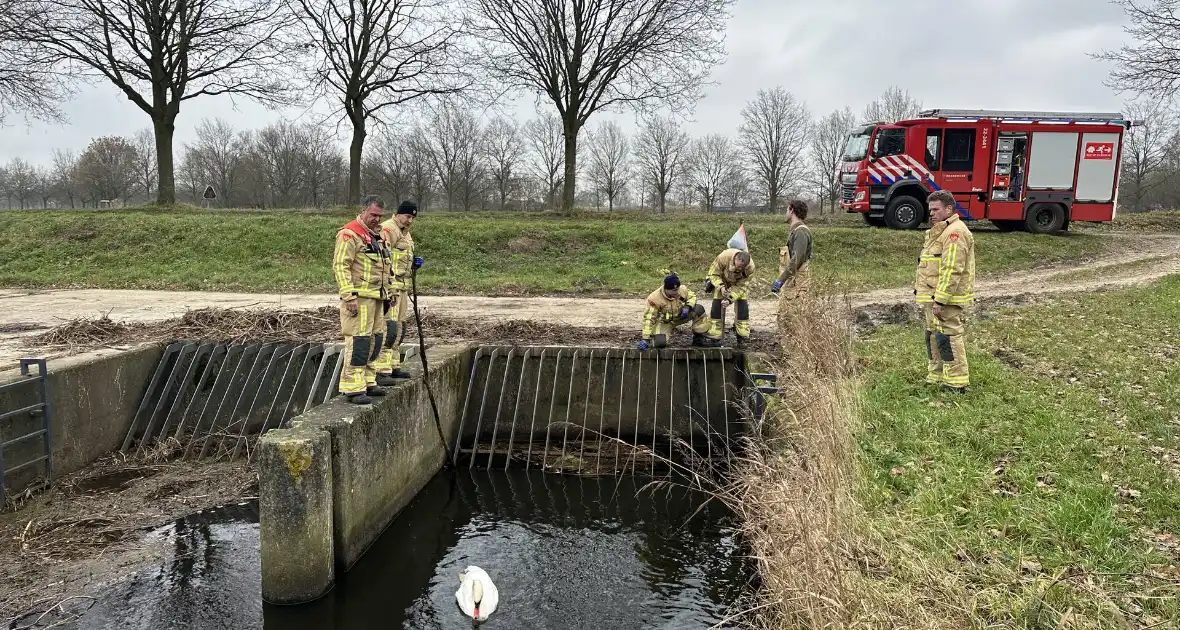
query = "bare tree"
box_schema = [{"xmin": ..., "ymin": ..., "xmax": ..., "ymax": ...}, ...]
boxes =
[
  {"xmin": 0, "ymin": 0, "xmax": 65, "ymax": 123},
  {"xmin": 688, "ymin": 134, "xmax": 734, "ymax": 212},
  {"xmin": 1096, "ymin": 0, "xmax": 1180, "ymax": 96},
  {"xmin": 4, "ymin": 158, "xmax": 37, "ymax": 208},
  {"xmin": 51, "ymin": 149, "xmax": 79, "ymax": 207},
  {"xmin": 585, "ymin": 120, "xmax": 630, "ymax": 211},
  {"xmin": 27, "ymin": 0, "xmax": 299, "ymax": 205},
  {"xmin": 1120, "ymin": 98, "xmax": 1177, "ymax": 211},
  {"xmin": 407, "ymin": 127, "xmax": 436, "ymax": 210},
  {"xmin": 427, "ymin": 102, "xmax": 484, "ymax": 210},
  {"xmin": 464, "ymin": 0, "xmax": 736, "ymax": 210},
  {"xmin": 252, "ymin": 120, "xmax": 313, "ymax": 207},
  {"xmin": 292, "ymin": 0, "xmax": 470, "ymax": 203},
  {"xmin": 132, "ymin": 128, "xmax": 158, "ymax": 202},
  {"xmin": 302, "ymin": 125, "xmax": 347, "ymax": 207},
  {"xmin": 808, "ymin": 106, "xmax": 857, "ymax": 214},
  {"xmin": 635, "ymin": 115, "xmax": 689, "ymax": 213},
  {"xmin": 185, "ymin": 119, "xmax": 250, "ymax": 207},
  {"xmin": 76, "ymin": 136, "xmax": 139, "ymax": 204},
  {"xmin": 363, "ymin": 131, "xmax": 416, "ymax": 204},
  {"xmin": 524, "ymin": 113, "xmax": 564, "ymax": 209},
  {"xmin": 740, "ymin": 87, "xmax": 811, "ymax": 211},
  {"xmin": 484, "ymin": 117, "xmax": 524, "ymax": 209},
  {"xmin": 719, "ymin": 163, "xmax": 751, "ymax": 209},
  {"xmin": 861, "ymin": 85, "xmax": 922, "ymax": 123}
]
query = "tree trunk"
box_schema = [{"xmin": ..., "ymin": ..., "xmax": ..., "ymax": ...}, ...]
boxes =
[
  {"xmin": 562, "ymin": 118, "xmax": 579, "ymax": 211},
  {"xmin": 349, "ymin": 116, "xmax": 366, "ymax": 205},
  {"xmin": 154, "ymin": 115, "xmax": 176, "ymax": 206}
]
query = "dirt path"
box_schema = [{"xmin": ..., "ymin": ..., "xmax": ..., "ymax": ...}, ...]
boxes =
[{"xmin": 2, "ymin": 232, "xmax": 1178, "ymax": 370}]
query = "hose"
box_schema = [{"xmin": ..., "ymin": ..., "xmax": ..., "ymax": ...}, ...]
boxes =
[{"xmin": 410, "ymin": 266, "xmax": 455, "ymax": 467}]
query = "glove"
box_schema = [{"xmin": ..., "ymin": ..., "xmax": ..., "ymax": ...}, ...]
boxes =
[
  {"xmin": 771, "ymin": 280, "xmax": 783, "ymax": 293},
  {"xmin": 384, "ymin": 298, "xmax": 392, "ymax": 312},
  {"xmin": 636, "ymin": 340, "xmax": 649, "ymax": 351},
  {"xmin": 678, "ymin": 306, "xmax": 691, "ymax": 319},
  {"xmin": 703, "ymin": 279, "xmax": 715, "ymax": 293},
  {"xmin": 412, "ymin": 256, "xmax": 423, "ymax": 269}
]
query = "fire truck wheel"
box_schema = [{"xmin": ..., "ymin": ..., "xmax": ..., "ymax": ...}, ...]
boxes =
[
  {"xmin": 884, "ymin": 195, "xmax": 924, "ymax": 230},
  {"xmin": 1025, "ymin": 203, "xmax": 1066, "ymax": 234}
]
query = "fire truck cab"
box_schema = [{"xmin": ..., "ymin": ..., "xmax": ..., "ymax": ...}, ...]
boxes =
[{"xmin": 839, "ymin": 109, "xmax": 1137, "ymax": 234}]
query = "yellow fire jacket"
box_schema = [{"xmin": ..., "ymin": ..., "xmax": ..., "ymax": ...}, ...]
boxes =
[
  {"xmin": 381, "ymin": 217, "xmax": 415, "ymax": 291},
  {"xmin": 707, "ymin": 248, "xmax": 756, "ymax": 298},
  {"xmin": 914, "ymin": 214, "xmax": 975, "ymax": 305},
  {"xmin": 642, "ymin": 286, "xmax": 698, "ymax": 338},
  {"xmin": 333, "ymin": 217, "xmax": 390, "ymax": 301}
]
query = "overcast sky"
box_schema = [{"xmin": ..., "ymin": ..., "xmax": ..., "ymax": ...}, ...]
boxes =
[{"xmin": 0, "ymin": 0, "xmax": 1133, "ymax": 167}]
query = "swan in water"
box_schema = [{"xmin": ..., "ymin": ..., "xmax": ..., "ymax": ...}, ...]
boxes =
[{"xmin": 455, "ymin": 565, "xmax": 499, "ymax": 621}]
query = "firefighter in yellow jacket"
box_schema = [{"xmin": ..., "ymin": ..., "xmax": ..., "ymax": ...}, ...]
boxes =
[
  {"xmin": 374, "ymin": 200, "xmax": 422, "ymax": 381},
  {"xmin": 705, "ymin": 248, "xmax": 755, "ymax": 348},
  {"xmin": 636, "ymin": 273, "xmax": 711, "ymax": 350},
  {"xmin": 333, "ymin": 195, "xmax": 393, "ymax": 404},
  {"xmin": 914, "ymin": 190, "xmax": 976, "ymax": 393}
]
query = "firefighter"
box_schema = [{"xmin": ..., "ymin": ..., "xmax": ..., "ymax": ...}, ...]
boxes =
[
  {"xmin": 374, "ymin": 200, "xmax": 423, "ymax": 381},
  {"xmin": 704, "ymin": 248, "xmax": 755, "ymax": 348},
  {"xmin": 771, "ymin": 199, "xmax": 813, "ymax": 311},
  {"xmin": 333, "ymin": 195, "xmax": 393, "ymax": 404},
  {"xmin": 636, "ymin": 272, "xmax": 711, "ymax": 350},
  {"xmin": 914, "ymin": 190, "xmax": 976, "ymax": 393}
]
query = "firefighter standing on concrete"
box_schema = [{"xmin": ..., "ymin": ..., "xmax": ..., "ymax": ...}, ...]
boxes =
[
  {"xmin": 636, "ymin": 272, "xmax": 711, "ymax": 350},
  {"xmin": 333, "ymin": 195, "xmax": 393, "ymax": 404},
  {"xmin": 914, "ymin": 190, "xmax": 976, "ymax": 393},
  {"xmin": 704, "ymin": 247, "xmax": 755, "ymax": 348},
  {"xmin": 374, "ymin": 200, "xmax": 423, "ymax": 381},
  {"xmin": 771, "ymin": 199, "xmax": 813, "ymax": 313}
]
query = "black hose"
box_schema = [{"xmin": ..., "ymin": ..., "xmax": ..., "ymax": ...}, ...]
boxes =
[{"xmin": 410, "ymin": 266, "xmax": 455, "ymax": 466}]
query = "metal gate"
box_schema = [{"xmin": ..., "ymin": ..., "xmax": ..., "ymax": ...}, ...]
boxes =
[
  {"xmin": 120, "ymin": 341, "xmax": 351, "ymax": 460},
  {"xmin": 0, "ymin": 358, "xmax": 52, "ymax": 502}
]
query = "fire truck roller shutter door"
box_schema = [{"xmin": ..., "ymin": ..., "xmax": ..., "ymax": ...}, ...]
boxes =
[
  {"xmin": 1075, "ymin": 132, "xmax": 1120, "ymax": 204},
  {"xmin": 1026, "ymin": 132, "xmax": 1079, "ymax": 190}
]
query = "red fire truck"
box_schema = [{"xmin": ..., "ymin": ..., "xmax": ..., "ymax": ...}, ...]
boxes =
[{"xmin": 839, "ymin": 109, "xmax": 1138, "ymax": 233}]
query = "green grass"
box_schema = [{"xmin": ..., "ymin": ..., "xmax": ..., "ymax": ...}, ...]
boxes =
[
  {"xmin": 0, "ymin": 208, "xmax": 1108, "ymax": 296},
  {"xmin": 856, "ymin": 277, "xmax": 1180, "ymax": 626}
]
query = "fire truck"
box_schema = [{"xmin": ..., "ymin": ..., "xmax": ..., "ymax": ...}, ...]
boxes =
[{"xmin": 838, "ymin": 109, "xmax": 1138, "ymax": 233}]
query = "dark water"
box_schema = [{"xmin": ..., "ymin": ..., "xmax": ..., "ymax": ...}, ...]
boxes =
[{"xmin": 63, "ymin": 470, "xmax": 753, "ymax": 629}]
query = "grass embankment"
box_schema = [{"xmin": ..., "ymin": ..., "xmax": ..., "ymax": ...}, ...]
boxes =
[
  {"xmin": 739, "ymin": 278, "xmax": 1179, "ymax": 628},
  {"xmin": 0, "ymin": 208, "xmax": 1107, "ymax": 296}
]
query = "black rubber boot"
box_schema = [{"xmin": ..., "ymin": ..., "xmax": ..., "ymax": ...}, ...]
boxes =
[
  {"xmin": 346, "ymin": 392, "xmax": 373, "ymax": 405},
  {"xmin": 692, "ymin": 333, "xmax": 709, "ymax": 347},
  {"xmin": 390, "ymin": 368, "xmax": 412, "ymax": 379},
  {"xmin": 940, "ymin": 385, "xmax": 969, "ymax": 395},
  {"xmin": 366, "ymin": 385, "xmax": 387, "ymax": 397},
  {"xmin": 375, "ymin": 373, "xmax": 398, "ymax": 387}
]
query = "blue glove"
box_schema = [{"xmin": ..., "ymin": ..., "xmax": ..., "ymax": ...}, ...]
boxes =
[
  {"xmin": 636, "ymin": 340, "xmax": 649, "ymax": 351},
  {"xmin": 678, "ymin": 306, "xmax": 691, "ymax": 319},
  {"xmin": 771, "ymin": 279, "xmax": 783, "ymax": 293},
  {"xmin": 412, "ymin": 256, "xmax": 424, "ymax": 269}
]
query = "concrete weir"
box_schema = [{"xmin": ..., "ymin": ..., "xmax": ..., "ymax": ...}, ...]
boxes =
[{"xmin": 257, "ymin": 344, "xmax": 751, "ymax": 605}]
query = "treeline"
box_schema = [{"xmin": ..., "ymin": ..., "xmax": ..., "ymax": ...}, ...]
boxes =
[{"xmin": 0, "ymin": 88, "xmax": 923, "ymax": 213}]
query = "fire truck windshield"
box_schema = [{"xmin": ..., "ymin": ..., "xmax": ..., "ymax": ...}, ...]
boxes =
[
  {"xmin": 871, "ymin": 128, "xmax": 905, "ymax": 158},
  {"xmin": 842, "ymin": 132, "xmax": 871, "ymax": 161}
]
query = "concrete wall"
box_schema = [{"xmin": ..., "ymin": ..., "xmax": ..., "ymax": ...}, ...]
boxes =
[
  {"xmin": 0, "ymin": 344, "xmax": 164, "ymax": 494},
  {"xmin": 456, "ymin": 346, "xmax": 750, "ymax": 447},
  {"xmin": 259, "ymin": 344, "xmax": 471, "ymax": 604}
]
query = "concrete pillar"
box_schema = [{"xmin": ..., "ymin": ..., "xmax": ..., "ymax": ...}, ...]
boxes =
[{"xmin": 259, "ymin": 426, "xmax": 335, "ymax": 605}]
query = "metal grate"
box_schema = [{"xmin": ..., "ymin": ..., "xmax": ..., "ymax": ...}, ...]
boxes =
[
  {"xmin": 121, "ymin": 341, "xmax": 354, "ymax": 460},
  {"xmin": 0, "ymin": 358, "xmax": 52, "ymax": 502},
  {"xmin": 453, "ymin": 346, "xmax": 747, "ymax": 475}
]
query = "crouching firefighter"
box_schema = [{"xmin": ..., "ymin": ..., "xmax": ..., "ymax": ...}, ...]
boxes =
[
  {"xmin": 374, "ymin": 200, "xmax": 424, "ymax": 382},
  {"xmin": 333, "ymin": 195, "xmax": 393, "ymax": 405},
  {"xmin": 914, "ymin": 190, "xmax": 976, "ymax": 393},
  {"xmin": 704, "ymin": 248, "xmax": 755, "ymax": 348},
  {"xmin": 636, "ymin": 272, "xmax": 711, "ymax": 350}
]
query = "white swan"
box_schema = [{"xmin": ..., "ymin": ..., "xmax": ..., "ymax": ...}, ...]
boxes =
[{"xmin": 455, "ymin": 565, "xmax": 499, "ymax": 621}]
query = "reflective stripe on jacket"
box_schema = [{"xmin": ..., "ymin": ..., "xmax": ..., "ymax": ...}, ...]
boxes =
[
  {"xmin": 642, "ymin": 286, "xmax": 697, "ymax": 338},
  {"xmin": 707, "ymin": 248, "xmax": 755, "ymax": 292},
  {"xmin": 381, "ymin": 217, "xmax": 415, "ymax": 291}
]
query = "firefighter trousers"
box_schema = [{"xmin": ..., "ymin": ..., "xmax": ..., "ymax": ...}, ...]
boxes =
[
  {"xmin": 922, "ymin": 303, "xmax": 969, "ymax": 388},
  {"xmin": 708, "ymin": 288, "xmax": 750, "ymax": 341},
  {"xmin": 339, "ymin": 297, "xmax": 384, "ymax": 395},
  {"xmin": 649, "ymin": 308, "xmax": 711, "ymax": 347},
  {"xmin": 374, "ymin": 290, "xmax": 408, "ymax": 374},
  {"xmin": 776, "ymin": 266, "xmax": 810, "ymax": 332}
]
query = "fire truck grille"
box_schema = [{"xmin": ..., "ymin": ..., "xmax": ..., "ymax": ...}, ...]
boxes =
[{"xmin": 841, "ymin": 183, "xmax": 856, "ymax": 203}]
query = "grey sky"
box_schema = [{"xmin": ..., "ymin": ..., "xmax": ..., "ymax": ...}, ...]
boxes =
[{"xmin": 0, "ymin": 0, "xmax": 1132, "ymax": 167}]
